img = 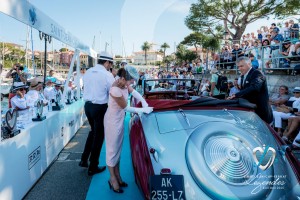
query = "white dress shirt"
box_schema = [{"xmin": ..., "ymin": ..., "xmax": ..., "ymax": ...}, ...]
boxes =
[
  {"xmin": 11, "ymin": 95, "xmax": 28, "ymax": 110},
  {"xmin": 50, "ymin": 88, "xmax": 63, "ymax": 103},
  {"xmin": 44, "ymin": 86, "xmax": 54, "ymax": 101},
  {"xmin": 66, "ymin": 86, "xmax": 75, "ymax": 100},
  {"xmin": 290, "ymin": 97, "xmax": 300, "ymax": 110},
  {"xmin": 241, "ymin": 67, "xmax": 252, "ymax": 87},
  {"xmin": 83, "ymin": 64, "xmax": 115, "ymax": 104},
  {"xmin": 26, "ymin": 90, "xmax": 48, "ymax": 107}
]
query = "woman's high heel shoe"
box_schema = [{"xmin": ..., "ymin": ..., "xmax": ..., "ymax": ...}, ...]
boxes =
[
  {"xmin": 119, "ymin": 181, "xmax": 128, "ymax": 187},
  {"xmin": 108, "ymin": 181, "xmax": 124, "ymax": 193}
]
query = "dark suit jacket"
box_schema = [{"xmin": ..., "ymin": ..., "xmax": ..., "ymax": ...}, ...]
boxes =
[{"xmin": 235, "ymin": 68, "xmax": 273, "ymax": 123}]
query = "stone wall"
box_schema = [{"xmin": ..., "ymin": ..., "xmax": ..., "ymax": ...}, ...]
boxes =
[{"xmin": 195, "ymin": 73, "xmax": 300, "ymax": 96}]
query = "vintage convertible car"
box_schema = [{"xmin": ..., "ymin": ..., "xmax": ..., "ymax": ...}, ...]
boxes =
[{"xmin": 129, "ymin": 78, "xmax": 300, "ymax": 200}]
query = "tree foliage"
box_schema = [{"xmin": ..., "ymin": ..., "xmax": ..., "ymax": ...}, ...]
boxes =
[
  {"xmin": 185, "ymin": 0, "xmax": 300, "ymax": 41},
  {"xmin": 141, "ymin": 41, "xmax": 151, "ymax": 65},
  {"xmin": 0, "ymin": 43, "xmax": 26, "ymax": 68},
  {"xmin": 202, "ymin": 36, "xmax": 221, "ymax": 51},
  {"xmin": 180, "ymin": 32, "xmax": 208, "ymax": 53},
  {"xmin": 175, "ymin": 44, "xmax": 197, "ymax": 62},
  {"xmin": 180, "ymin": 32, "xmax": 221, "ymax": 54},
  {"xmin": 59, "ymin": 48, "xmax": 69, "ymax": 52},
  {"xmin": 160, "ymin": 42, "xmax": 170, "ymax": 58},
  {"xmin": 163, "ymin": 55, "xmax": 174, "ymax": 64}
]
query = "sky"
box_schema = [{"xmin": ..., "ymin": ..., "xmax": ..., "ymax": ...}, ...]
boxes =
[{"xmin": 0, "ymin": 0, "xmax": 298, "ymax": 57}]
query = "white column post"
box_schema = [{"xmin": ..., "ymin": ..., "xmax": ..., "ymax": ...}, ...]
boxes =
[
  {"xmin": 75, "ymin": 52, "xmax": 80, "ymax": 99},
  {"xmin": 62, "ymin": 49, "xmax": 79, "ymax": 103}
]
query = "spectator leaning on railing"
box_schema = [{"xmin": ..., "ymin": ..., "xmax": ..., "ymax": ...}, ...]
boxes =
[
  {"xmin": 279, "ymin": 40, "xmax": 292, "ymax": 67},
  {"xmin": 281, "ymin": 21, "xmax": 291, "ymax": 39},
  {"xmin": 270, "ymin": 29, "xmax": 284, "ymax": 68},
  {"xmin": 290, "ymin": 42, "xmax": 300, "ymax": 60},
  {"xmin": 262, "ymin": 39, "xmax": 272, "ymax": 68},
  {"xmin": 231, "ymin": 44, "xmax": 244, "ymax": 68},
  {"xmin": 261, "ymin": 26, "xmax": 270, "ymax": 40},
  {"xmin": 289, "ymin": 20, "xmax": 299, "ymax": 39},
  {"xmin": 249, "ymin": 53, "xmax": 260, "ymax": 69}
]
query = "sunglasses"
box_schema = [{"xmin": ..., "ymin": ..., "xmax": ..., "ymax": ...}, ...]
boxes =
[
  {"xmin": 18, "ymin": 88, "xmax": 25, "ymax": 91},
  {"xmin": 294, "ymin": 92, "xmax": 300, "ymax": 94}
]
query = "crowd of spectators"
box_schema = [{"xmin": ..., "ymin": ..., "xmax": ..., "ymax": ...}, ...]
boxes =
[
  {"xmin": 269, "ymin": 86, "xmax": 300, "ymax": 145},
  {"xmin": 216, "ymin": 20, "xmax": 300, "ymax": 70}
]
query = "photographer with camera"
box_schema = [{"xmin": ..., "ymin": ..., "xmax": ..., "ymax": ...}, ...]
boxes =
[
  {"xmin": 5, "ymin": 63, "xmax": 28, "ymax": 108},
  {"xmin": 6, "ymin": 63, "xmax": 27, "ymax": 84}
]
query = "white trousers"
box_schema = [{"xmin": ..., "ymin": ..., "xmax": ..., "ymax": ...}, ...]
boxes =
[{"xmin": 273, "ymin": 111, "xmax": 292, "ymax": 128}]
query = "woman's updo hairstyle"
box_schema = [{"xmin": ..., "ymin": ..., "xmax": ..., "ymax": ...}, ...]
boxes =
[
  {"xmin": 117, "ymin": 68, "xmax": 133, "ymax": 81},
  {"xmin": 117, "ymin": 66, "xmax": 139, "ymax": 81}
]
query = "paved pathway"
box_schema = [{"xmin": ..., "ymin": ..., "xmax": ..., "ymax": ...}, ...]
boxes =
[{"xmin": 24, "ymin": 113, "xmax": 143, "ymax": 200}]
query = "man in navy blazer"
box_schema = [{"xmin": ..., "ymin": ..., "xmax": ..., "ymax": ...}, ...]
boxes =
[{"xmin": 228, "ymin": 57, "xmax": 273, "ymax": 123}]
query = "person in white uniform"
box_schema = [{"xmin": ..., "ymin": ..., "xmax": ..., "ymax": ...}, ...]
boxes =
[
  {"xmin": 79, "ymin": 51, "xmax": 115, "ymax": 176},
  {"xmin": 66, "ymin": 80, "xmax": 76, "ymax": 101},
  {"xmin": 10, "ymin": 82, "xmax": 30, "ymax": 113},
  {"xmin": 43, "ymin": 78, "xmax": 54, "ymax": 101},
  {"xmin": 50, "ymin": 82, "xmax": 63, "ymax": 104},
  {"xmin": 120, "ymin": 59, "xmax": 127, "ymax": 68},
  {"xmin": 26, "ymin": 79, "xmax": 48, "ymax": 107}
]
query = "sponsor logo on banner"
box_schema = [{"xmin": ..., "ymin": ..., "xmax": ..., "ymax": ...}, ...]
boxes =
[
  {"xmin": 28, "ymin": 146, "xmax": 41, "ymax": 169},
  {"xmin": 29, "ymin": 6, "xmax": 37, "ymax": 25},
  {"xmin": 61, "ymin": 127, "xmax": 64, "ymax": 137},
  {"xmin": 69, "ymin": 120, "xmax": 74, "ymax": 127}
]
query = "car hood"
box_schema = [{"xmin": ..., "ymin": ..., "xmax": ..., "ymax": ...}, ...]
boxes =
[
  {"xmin": 140, "ymin": 109, "xmax": 300, "ymax": 200},
  {"xmin": 154, "ymin": 109, "xmax": 260, "ymax": 134}
]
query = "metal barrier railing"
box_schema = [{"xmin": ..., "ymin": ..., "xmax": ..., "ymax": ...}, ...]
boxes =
[{"xmin": 210, "ymin": 38, "xmax": 300, "ymax": 75}]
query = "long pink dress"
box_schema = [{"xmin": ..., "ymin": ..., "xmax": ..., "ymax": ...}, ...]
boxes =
[{"xmin": 104, "ymin": 86, "xmax": 128, "ymax": 167}]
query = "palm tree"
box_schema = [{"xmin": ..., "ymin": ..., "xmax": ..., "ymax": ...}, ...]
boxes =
[
  {"xmin": 141, "ymin": 41, "xmax": 151, "ymax": 65},
  {"xmin": 160, "ymin": 42, "xmax": 170, "ymax": 59}
]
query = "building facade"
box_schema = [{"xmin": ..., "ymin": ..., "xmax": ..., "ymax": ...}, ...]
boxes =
[{"xmin": 132, "ymin": 51, "xmax": 163, "ymax": 65}]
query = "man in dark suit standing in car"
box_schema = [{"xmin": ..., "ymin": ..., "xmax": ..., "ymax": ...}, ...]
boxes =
[{"xmin": 228, "ymin": 57, "xmax": 273, "ymax": 124}]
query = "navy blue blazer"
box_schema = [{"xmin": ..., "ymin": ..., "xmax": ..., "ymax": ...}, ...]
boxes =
[{"xmin": 235, "ymin": 68, "xmax": 273, "ymax": 123}]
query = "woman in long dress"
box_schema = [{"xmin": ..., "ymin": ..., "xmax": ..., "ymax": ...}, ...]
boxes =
[{"xmin": 104, "ymin": 67, "xmax": 153, "ymax": 193}]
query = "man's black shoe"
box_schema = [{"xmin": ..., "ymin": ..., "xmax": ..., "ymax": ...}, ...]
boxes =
[
  {"xmin": 88, "ymin": 166, "xmax": 106, "ymax": 176},
  {"xmin": 79, "ymin": 161, "xmax": 88, "ymax": 168}
]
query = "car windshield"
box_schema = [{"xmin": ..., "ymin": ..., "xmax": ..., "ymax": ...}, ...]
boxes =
[{"xmin": 143, "ymin": 78, "xmax": 201, "ymax": 94}]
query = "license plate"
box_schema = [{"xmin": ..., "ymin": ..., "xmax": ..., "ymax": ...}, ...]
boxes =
[{"xmin": 150, "ymin": 175, "xmax": 186, "ymax": 200}]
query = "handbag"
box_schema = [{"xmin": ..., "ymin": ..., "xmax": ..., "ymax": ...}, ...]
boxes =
[{"xmin": 276, "ymin": 106, "xmax": 291, "ymax": 113}]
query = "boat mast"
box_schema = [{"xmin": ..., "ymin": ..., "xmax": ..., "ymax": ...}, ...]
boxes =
[
  {"xmin": 122, "ymin": 37, "xmax": 126, "ymax": 59},
  {"xmin": 25, "ymin": 25, "xmax": 30, "ymax": 68}
]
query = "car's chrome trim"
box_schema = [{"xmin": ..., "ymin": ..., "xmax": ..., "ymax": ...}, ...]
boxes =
[{"xmin": 178, "ymin": 108, "xmax": 190, "ymax": 127}]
